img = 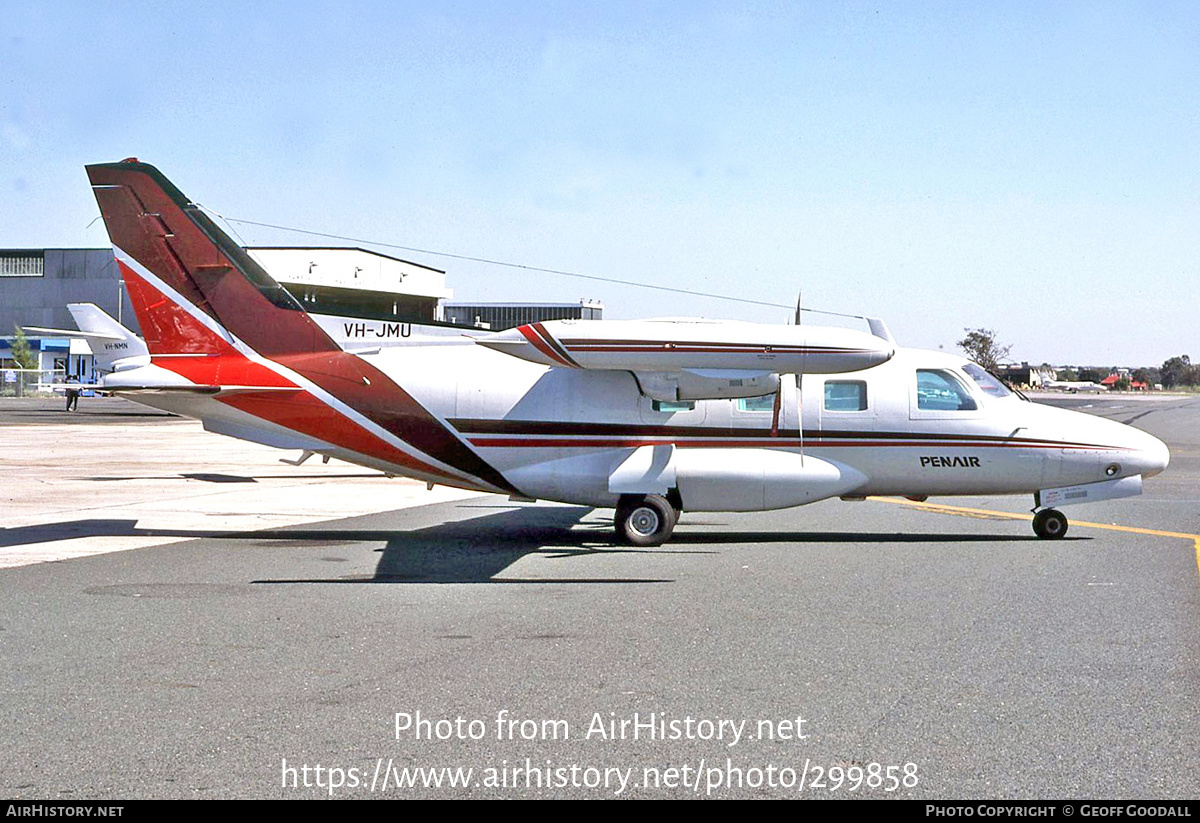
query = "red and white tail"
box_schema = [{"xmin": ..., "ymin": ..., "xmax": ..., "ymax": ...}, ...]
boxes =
[{"xmin": 86, "ymin": 159, "xmax": 515, "ymax": 494}]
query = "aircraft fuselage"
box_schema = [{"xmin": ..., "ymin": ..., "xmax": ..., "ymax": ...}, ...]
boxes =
[{"xmin": 81, "ymin": 158, "xmax": 1170, "ymax": 545}]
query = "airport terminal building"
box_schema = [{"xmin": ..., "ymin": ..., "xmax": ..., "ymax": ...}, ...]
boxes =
[
  {"xmin": 442, "ymin": 300, "xmax": 604, "ymax": 330},
  {"xmin": 1, "ymin": 247, "xmax": 601, "ymax": 388}
]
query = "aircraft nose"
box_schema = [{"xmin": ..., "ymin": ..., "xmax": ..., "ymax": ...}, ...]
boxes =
[
  {"xmin": 1034, "ymin": 404, "xmax": 1170, "ymax": 485},
  {"xmin": 1137, "ymin": 431, "xmax": 1170, "ymax": 478},
  {"xmin": 1113, "ymin": 424, "xmax": 1171, "ymax": 480}
]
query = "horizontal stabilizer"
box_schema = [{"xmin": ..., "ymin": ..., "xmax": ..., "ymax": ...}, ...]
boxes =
[
  {"xmin": 22, "ymin": 326, "xmax": 125, "ymax": 342},
  {"xmin": 103, "ymin": 384, "xmax": 303, "ymax": 397},
  {"xmin": 25, "ymin": 303, "xmax": 151, "ymax": 374}
]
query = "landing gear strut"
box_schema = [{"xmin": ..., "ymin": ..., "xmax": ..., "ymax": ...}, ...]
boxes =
[
  {"xmin": 614, "ymin": 494, "xmax": 677, "ymax": 547},
  {"xmin": 1032, "ymin": 508, "xmax": 1068, "ymax": 539}
]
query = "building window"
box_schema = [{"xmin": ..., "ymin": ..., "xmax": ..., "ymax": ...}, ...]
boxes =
[{"xmin": 0, "ymin": 253, "xmax": 44, "ymax": 277}]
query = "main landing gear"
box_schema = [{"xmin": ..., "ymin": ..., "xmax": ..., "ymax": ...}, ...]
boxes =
[
  {"xmin": 613, "ymin": 495, "xmax": 1072, "ymax": 543},
  {"xmin": 614, "ymin": 494, "xmax": 679, "ymax": 547},
  {"xmin": 1032, "ymin": 508, "xmax": 1068, "ymax": 539}
]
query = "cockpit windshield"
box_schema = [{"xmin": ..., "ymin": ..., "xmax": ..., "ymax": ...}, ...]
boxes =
[
  {"xmin": 917, "ymin": 369, "xmax": 978, "ymax": 411},
  {"xmin": 962, "ymin": 363, "xmax": 1012, "ymax": 398}
]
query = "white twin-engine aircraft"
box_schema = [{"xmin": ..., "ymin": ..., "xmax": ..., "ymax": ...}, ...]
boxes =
[{"xmin": 77, "ymin": 159, "xmax": 1168, "ymax": 546}]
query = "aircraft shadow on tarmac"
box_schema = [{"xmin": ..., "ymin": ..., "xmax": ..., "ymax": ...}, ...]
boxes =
[
  {"xmin": 3, "ymin": 505, "xmax": 1075, "ymax": 585},
  {"xmin": 82, "ymin": 472, "xmax": 384, "ymax": 482},
  {"xmin": 260, "ymin": 505, "xmax": 692, "ymax": 585},
  {"xmin": 666, "ymin": 531, "xmax": 1061, "ymax": 544},
  {"xmin": 252, "ymin": 508, "xmax": 1062, "ymax": 585}
]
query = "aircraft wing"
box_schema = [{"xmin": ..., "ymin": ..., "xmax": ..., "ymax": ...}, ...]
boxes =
[
  {"xmin": 477, "ymin": 318, "xmax": 894, "ymax": 401},
  {"xmin": 476, "ymin": 319, "xmax": 893, "ymax": 373}
]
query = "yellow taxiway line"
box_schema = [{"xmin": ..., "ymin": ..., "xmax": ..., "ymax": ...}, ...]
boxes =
[{"xmin": 871, "ymin": 497, "xmax": 1200, "ymax": 581}]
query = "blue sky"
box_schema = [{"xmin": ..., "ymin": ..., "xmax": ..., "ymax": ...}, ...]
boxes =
[{"xmin": 2, "ymin": 1, "xmax": 1196, "ymax": 365}]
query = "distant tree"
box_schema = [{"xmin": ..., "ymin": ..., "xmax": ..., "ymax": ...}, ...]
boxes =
[
  {"xmin": 1114, "ymin": 377, "xmax": 1131, "ymax": 392},
  {"xmin": 1078, "ymin": 368, "xmax": 1102, "ymax": 383},
  {"xmin": 1160, "ymin": 355, "xmax": 1191, "ymax": 389},
  {"xmin": 11, "ymin": 325, "xmax": 37, "ymax": 370},
  {"xmin": 957, "ymin": 328, "xmax": 1012, "ymax": 372},
  {"xmin": 10, "ymin": 325, "xmax": 38, "ymax": 398},
  {"xmin": 1058, "ymin": 367, "xmax": 1078, "ymax": 382}
]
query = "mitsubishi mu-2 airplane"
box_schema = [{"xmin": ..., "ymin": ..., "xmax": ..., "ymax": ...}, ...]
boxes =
[{"xmin": 70, "ymin": 159, "xmax": 1169, "ymax": 546}]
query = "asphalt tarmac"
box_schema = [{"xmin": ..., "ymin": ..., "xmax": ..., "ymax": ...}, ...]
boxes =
[{"xmin": 1, "ymin": 394, "xmax": 1197, "ymax": 799}]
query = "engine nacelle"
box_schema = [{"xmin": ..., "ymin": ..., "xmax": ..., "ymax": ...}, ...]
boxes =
[{"xmin": 634, "ymin": 369, "xmax": 780, "ymax": 402}]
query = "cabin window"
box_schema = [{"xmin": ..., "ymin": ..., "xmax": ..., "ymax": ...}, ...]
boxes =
[
  {"xmin": 962, "ymin": 363, "xmax": 1012, "ymax": 398},
  {"xmin": 824, "ymin": 380, "xmax": 867, "ymax": 411},
  {"xmin": 652, "ymin": 400, "xmax": 696, "ymax": 412},
  {"xmin": 916, "ymin": 370, "xmax": 978, "ymax": 411},
  {"xmin": 736, "ymin": 394, "xmax": 776, "ymax": 412}
]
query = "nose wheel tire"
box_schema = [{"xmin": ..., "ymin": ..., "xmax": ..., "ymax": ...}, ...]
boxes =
[
  {"xmin": 1032, "ymin": 508, "xmax": 1068, "ymax": 539},
  {"xmin": 615, "ymin": 494, "xmax": 677, "ymax": 547}
]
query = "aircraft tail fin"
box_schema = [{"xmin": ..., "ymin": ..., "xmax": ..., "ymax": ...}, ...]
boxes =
[
  {"xmin": 23, "ymin": 303, "xmax": 149, "ymax": 373},
  {"xmin": 83, "ymin": 158, "xmax": 520, "ymax": 495},
  {"xmin": 66, "ymin": 303, "xmax": 150, "ymax": 372},
  {"xmin": 85, "ymin": 159, "xmax": 335, "ymax": 360}
]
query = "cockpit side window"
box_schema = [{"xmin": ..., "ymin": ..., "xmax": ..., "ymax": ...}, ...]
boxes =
[
  {"xmin": 962, "ymin": 363, "xmax": 1012, "ymax": 398},
  {"xmin": 916, "ymin": 369, "xmax": 978, "ymax": 411}
]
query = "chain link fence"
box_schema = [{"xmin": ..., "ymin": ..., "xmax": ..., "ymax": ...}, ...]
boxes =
[{"xmin": 0, "ymin": 368, "xmax": 78, "ymax": 397}]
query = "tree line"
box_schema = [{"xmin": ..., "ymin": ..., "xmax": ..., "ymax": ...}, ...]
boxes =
[
  {"xmin": 1156, "ymin": 356, "xmax": 1199, "ymax": 389},
  {"xmin": 958, "ymin": 328, "xmax": 1197, "ymax": 390}
]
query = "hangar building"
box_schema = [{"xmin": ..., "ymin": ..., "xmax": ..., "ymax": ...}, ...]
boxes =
[{"xmin": 1, "ymin": 247, "xmax": 602, "ymax": 387}]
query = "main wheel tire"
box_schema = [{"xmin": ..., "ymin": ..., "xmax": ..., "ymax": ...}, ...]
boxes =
[
  {"xmin": 1032, "ymin": 508, "xmax": 1068, "ymax": 539},
  {"xmin": 614, "ymin": 494, "xmax": 677, "ymax": 547}
]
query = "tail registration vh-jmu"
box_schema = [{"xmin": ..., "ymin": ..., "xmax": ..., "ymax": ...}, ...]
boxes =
[{"xmin": 78, "ymin": 159, "xmax": 1168, "ymax": 546}]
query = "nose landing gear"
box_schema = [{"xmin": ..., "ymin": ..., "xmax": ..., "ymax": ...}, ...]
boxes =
[{"xmin": 1032, "ymin": 508, "xmax": 1068, "ymax": 539}]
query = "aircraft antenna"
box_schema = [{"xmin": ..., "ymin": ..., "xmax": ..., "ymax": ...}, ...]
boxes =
[{"xmin": 204, "ymin": 207, "xmax": 884, "ymax": 321}]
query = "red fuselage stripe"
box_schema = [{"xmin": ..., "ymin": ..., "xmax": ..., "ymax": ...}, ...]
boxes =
[
  {"xmin": 120, "ymin": 268, "xmax": 475, "ymax": 486},
  {"xmin": 465, "ymin": 436, "xmax": 1130, "ymax": 451}
]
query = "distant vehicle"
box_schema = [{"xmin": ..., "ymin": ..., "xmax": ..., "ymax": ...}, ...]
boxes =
[
  {"xmin": 1044, "ymin": 381, "xmax": 1108, "ymax": 393},
  {"xmin": 73, "ymin": 158, "xmax": 1169, "ymax": 544}
]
